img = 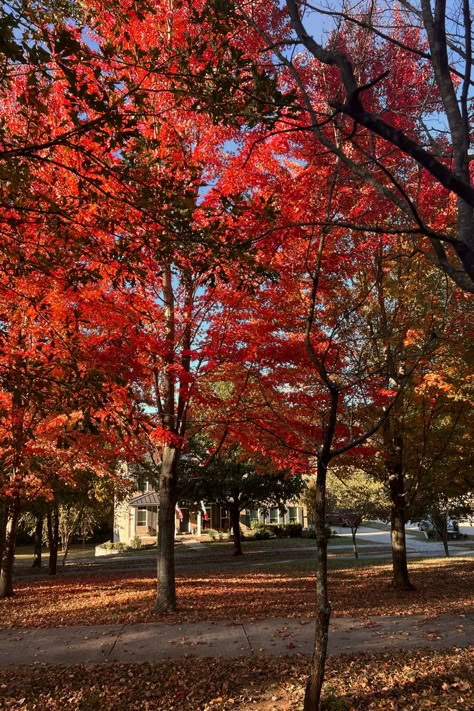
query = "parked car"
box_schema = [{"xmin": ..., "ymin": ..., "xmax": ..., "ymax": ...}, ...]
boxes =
[
  {"xmin": 417, "ymin": 520, "xmax": 432, "ymax": 532},
  {"xmin": 326, "ymin": 510, "xmax": 362, "ymax": 527}
]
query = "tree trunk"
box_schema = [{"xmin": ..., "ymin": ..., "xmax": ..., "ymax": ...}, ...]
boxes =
[
  {"xmin": 351, "ymin": 526, "xmax": 359, "ymax": 560},
  {"xmin": 432, "ymin": 509, "xmax": 450, "ymax": 557},
  {"xmin": 0, "ymin": 500, "xmax": 20, "ymax": 598},
  {"xmin": 304, "ymin": 459, "xmax": 331, "ymax": 711},
  {"xmin": 62, "ymin": 504, "xmax": 85, "ymax": 567},
  {"xmin": 441, "ymin": 531, "xmax": 450, "ymax": 557},
  {"xmin": 0, "ymin": 503, "xmax": 7, "ymax": 565},
  {"xmin": 155, "ymin": 445, "xmax": 178, "ymax": 613},
  {"xmin": 389, "ymin": 466, "xmax": 414, "ymax": 590},
  {"xmin": 47, "ymin": 505, "xmax": 59, "ymax": 576},
  {"xmin": 230, "ymin": 504, "xmax": 243, "ymax": 556},
  {"xmin": 32, "ymin": 513, "xmax": 43, "ymax": 568}
]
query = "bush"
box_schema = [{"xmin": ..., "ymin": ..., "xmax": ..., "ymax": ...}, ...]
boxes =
[
  {"xmin": 130, "ymin": 535, "xmax": 142, "ymax": 549},
  {"xmin": 101, "ymin": 541, "xmax": 127, "ymax": 551},
  {"xmin": 267, "ymin": 524, "xmax": 286, "ymax": 538},
  {"xmin": 284, "ymin": 523, "xmax": 302, "ymax": 537},
  {"xmin": 207, "ymin": 529, "xmax": 217, "ymax": 540},
  {"xmin": 266, "ymin": 523, "xmax": 303, "ymax": 538},
  {"xmin": 253, "ymin": 525, "xmax": 271, "ymax": 540},
  {"xmin": 302, "ymin": 525, "xmax": 334, "ymax": 539}
]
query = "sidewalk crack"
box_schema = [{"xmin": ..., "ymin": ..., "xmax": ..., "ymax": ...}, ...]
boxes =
[
  {"xmin": 106, "ymin": 625, "xmax": 125, "ymax": 661},
  {"xmin": 241, "ymin": 623, "xmax": 253, "ymax": 653}
]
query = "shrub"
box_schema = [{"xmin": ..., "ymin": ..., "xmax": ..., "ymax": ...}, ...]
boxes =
[
  {"xmin": 207, "ymin": 529, "xmax": 217, "ymax": 540},
  {"xmin": 302, "ymin": 526, "xmax": 333, "ymax": 539},
  {"xmin": 101, "ymin": 541, "xmax": 127, "ymax": 551},
  {"xmin": 284, "ymin": 523, "xmax": 303, "ymax": 537},
  {"xmin": 253, "ymin": 525, "xmax": 271, "ymax": 540},
  {"xmin": 267, "ymin": 524, "xmax": 286, "ymax": 538},
  {"xmin": 130, "ymin": 535, "xmax": 142, "ymax": 549}
]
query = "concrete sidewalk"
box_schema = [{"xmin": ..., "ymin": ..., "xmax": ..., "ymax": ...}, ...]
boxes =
[{"xmin": 1, "ymin": 613, "xmax": 473, "ymax": 666}]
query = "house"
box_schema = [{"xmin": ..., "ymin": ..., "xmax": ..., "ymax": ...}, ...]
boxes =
[
  {"xmin": 113, "ymin": 489, "xmax": 308, "ymax": 545},
  {"xmin": 113, "ymin": 492, "xmax": 230, "ymax": 544}
]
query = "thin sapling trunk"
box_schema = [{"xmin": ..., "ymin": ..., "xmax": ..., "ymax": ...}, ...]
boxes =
[
  {"xmin": 350, "ymin": 525, "xmax": 359, "ymax": 559},
  {"xmin": 47, "ymin": 505, "xmax": 59, "ymax": 576},
  {"xmin": 32, "ymin": 513, "xmax": 43, "ymax": 568},
  {"xmin": 230, "ymin": 503, "xmax": 243, "ymax": 556}
]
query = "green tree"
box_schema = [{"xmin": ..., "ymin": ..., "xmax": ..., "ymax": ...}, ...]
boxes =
[
  {"xmin": 327, "ymin": 469, "xmax": 389, "ymax": 559},
  {"xmin": 178, "ymin": 447, "xmax": 305, "ymax": 556}
]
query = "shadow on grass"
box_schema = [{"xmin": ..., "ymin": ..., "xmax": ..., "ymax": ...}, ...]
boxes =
[{"xmin": 3, "ymin": 558, "xmax": 473, "ymax": 629}]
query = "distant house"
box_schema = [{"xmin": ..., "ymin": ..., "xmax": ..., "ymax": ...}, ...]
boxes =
[
  {"xmin": 113, "ymin": 487, "xmax": 308, "ymax": 545},
  {"xmin": 114, "ymin": 492, "xmax": 230, "ymax": 544}
]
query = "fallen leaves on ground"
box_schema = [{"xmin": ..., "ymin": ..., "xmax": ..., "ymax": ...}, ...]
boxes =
[
  {"xmin": 2, "ymin": 559, "xmax": 473, "ymax": 628},
  {"xmin": 0, "ymin": 647, "xmax": 472, "ymax": 709}
]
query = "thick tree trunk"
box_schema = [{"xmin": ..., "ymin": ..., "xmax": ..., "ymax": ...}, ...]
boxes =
[
  {"xmin": 47, "ymin": 505, "xmax": 59, "ymax": 576},
  {"xmin": 0, "ymin": 500, "xmax": 20, "ymax": 598},
  {"xmin": 304, "ymin": 459, "xmax": 331, "ymax": 711},
  {"xmin": 230, "ymin": 504, "xmax": 242, "ymax": 556},
  {"xmin": 32, "ymin": 513, "xmax": 43, "ymax": 568},
  {"xmin": 389, "ymin": 466, "xmax": 414, "ymax": 590},
  {"xmin": 155, "ymin": 445, "xmax": 178, "ymax": 613}
]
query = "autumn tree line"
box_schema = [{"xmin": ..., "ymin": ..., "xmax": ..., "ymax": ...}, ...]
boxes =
[{"xmin": 1, "ymin": 1, "xmax": 473, "ymax": 708}]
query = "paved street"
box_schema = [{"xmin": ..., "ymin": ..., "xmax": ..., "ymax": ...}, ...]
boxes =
[{"xmin": 331, "ymin": 524, "xmax": 474, "ymax": 558}]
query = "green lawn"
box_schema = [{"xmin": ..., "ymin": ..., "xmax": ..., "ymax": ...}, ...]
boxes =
[
  {"xmin": 203, "ymin": 535, "xmax": 379, "ymax": 551},
  {"xmin": 357, "ymin": 521, "xmax": 390, "ymax": 531},
  {"xmin": 14, "ymin": 544, "xmax": 96, "ymax": 567}
]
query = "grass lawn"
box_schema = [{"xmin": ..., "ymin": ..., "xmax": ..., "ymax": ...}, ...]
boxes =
[
  {"xmin": 14, "ymin": 544, "xmax": 96, "ymax": 567},
  {"xmin": 203, "ymin": 536, "xmax": 377, "ymax": 553},
  {"xmin": 2, "ymin": 556, "xmax": 473, "ymax": 629},
  {"xmin": 356, "ymin": 521, "xmax": 389, "ymax": 531},
  {"xmin": 1, "ymin": 647, "xmax": 472, "ymax": 709}
]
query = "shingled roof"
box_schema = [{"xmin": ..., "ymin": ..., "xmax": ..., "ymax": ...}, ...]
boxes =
[{"xmin": 128, "ymin": 491, "xmax": 159, "ymax": 507}]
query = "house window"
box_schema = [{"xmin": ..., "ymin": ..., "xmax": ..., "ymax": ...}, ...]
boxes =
[
  {"xmin": 220, "ymin": 508, "xmax": 229, "ymax": 530},
  {"xmin": 288, "ymin": 507, "xmax": 298, "ymax": 523},
  {"xmin": 137, "ymin": 507, "xmax": 147, "ymax": 526},
  {"xmin": 269, "ymin": 508, "xmax": 279, "ymax": 524}
]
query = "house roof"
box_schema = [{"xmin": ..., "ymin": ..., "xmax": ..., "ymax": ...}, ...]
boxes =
[{"xmin": 128, "ymin": 491, "xmax": 159, "ymax": 507}]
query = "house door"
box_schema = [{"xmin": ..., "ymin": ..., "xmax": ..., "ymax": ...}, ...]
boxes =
[{"xmin": 179, "ymin": 508, "xmax": 190, "ymax": 534}]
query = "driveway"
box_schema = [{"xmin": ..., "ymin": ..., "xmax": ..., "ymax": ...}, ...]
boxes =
[{"xmin": 331, "ymin": 524, "xmax": 474, "ymax": 558}]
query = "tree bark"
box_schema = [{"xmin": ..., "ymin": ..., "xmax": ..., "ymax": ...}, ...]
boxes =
[
  {"xmin": 441, "ymin": 530, "xmax": 450, "ymax": 557},
  {"xmin": 432, "ymin": 509, "xmax": 450, "ymax": 557},
  {"xmin": 0, "ymin": 500, "xmax": 20, "ymax": 598},
  {"xmin": 388, "ymin": 461, "xmax": 414, "ymax": 590},
  {"xmin": 304, "ymin": 459, "xmax": 331, "ymax": 711},
  {"xmin": 47, "ymin": 504, "xmax": 59, "ymax": 576},
  {"xmin": 155, "ymin": 445, "xmax": 178, "ymax": 613},
  {"xmin": 61, "ymin": 504, "xmax": 85, "ymax": 567},
  {"xmin": 32, "ymin": 513, "xmax": 43, "ymax": 568},
  {"xmin": 351, "ymin": 526, "xmax": 359, "ymax": 560},
  {"xmin": 0, "ymin": 503, "xmax": 7, "ymax": 565},
  {"xmin": 230, "ymin": 504, "xmax": 243, "ymax": 556}
]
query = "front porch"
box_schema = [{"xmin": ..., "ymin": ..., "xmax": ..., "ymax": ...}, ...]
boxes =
[{"xmin": 123, "ymin": 493, "xmax": 234, "ymax": 545}]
